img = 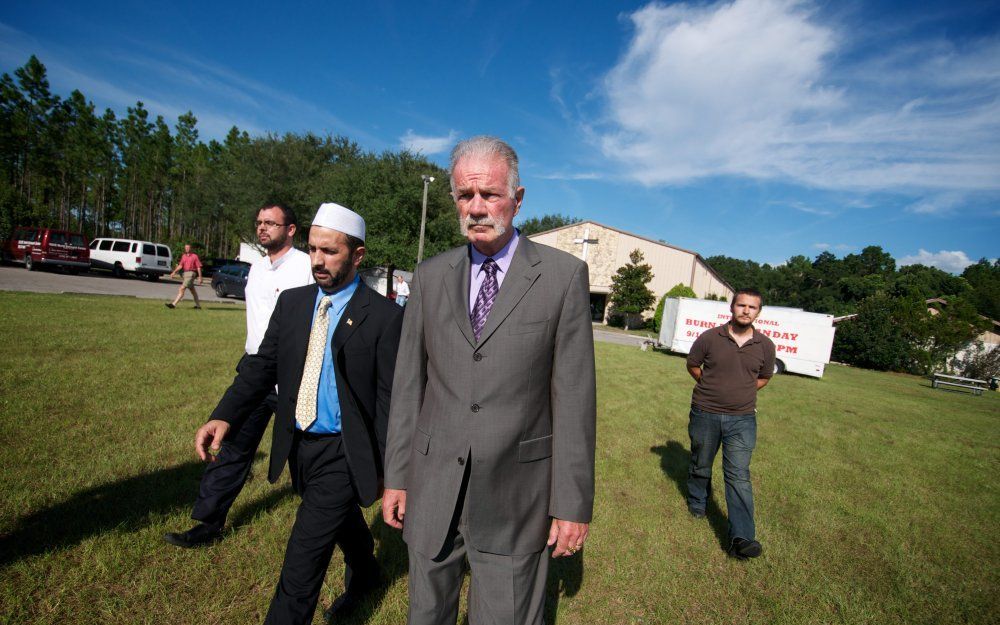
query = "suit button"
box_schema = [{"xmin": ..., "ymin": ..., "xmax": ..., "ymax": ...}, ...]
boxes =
[
  {"xmin": 471, "ymin": 403, "xmax": 480, "ymax": 413},
  {"xmin": 473, "ymin": 352, "xmax": 483, "ymax": 362},
  {"xmin": 457, "ymin": 457, "xmax": 466, "ymax": 465}
]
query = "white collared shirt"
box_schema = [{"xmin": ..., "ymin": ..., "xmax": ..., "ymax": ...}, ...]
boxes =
[{"xmin": 244, "ymin": 247, "xmax": 314, "ymax": 354}]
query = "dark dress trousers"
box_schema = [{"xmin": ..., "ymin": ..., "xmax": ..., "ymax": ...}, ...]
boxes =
[
  {"xmin": 191, "ymin": 359, "xmax": 275, "ymax": 529},
  {"xmin": 211, "ymin": 281, "xmax": 403, "ymax": 625}
]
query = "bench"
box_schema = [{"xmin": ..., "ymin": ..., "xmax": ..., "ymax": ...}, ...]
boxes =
[{"xmin": 931, "ymin": 372, "xmax": 988, "ymax": 396}]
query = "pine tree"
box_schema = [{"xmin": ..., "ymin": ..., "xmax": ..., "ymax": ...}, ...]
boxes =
[{"xmin": 609, "ymin": 249, "xmax": 655, "ymax": 330}]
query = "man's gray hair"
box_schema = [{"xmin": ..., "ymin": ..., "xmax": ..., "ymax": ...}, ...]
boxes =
[{"xmin": 449, "ymin": 136, "xmax": 520, "ymax": 198}]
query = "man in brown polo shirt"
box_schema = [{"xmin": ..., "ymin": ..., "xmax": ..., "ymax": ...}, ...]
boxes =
[{"xmin": 685, "ymin": 288, "xmax": 775, "ymax": 560}]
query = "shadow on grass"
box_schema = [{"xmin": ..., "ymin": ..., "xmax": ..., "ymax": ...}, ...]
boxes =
[
  {"xmin": 330, "ymin": 515, "xmax": 408, "ymax": 624},
  {"xmin": 545, "ymin": 550, "xmax": 584, "ymax": 624},
  {"xmin": 650, "ymin": 441, "xmax": 729, "ymax": 550},
  {"xmin": 0, "ymin": 460, "xmax": 205, "ymax": 567},
  {"xmin": 0, "ymin": 452, "xmax": 294, "ymax": 567},
  {"xmin": 226, "ymin": 484, "xmax": 295, "ymax": 532}
]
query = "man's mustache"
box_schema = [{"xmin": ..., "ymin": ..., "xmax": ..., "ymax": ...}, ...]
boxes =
[{"xmin": 461, "ymin": 215, "xmax": 507, "ymax": 236}]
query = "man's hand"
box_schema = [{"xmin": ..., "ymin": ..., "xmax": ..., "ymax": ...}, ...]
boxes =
[
  {"xmin": 382, "ymin": 488, "xmax": 407, "ymax": 529},
  {"xmin": 547, "ymin": 518, "xmax": 589, "ymax": 558},
  {"xmin": 195, "ymin": 420, "xmax": 231, "ymax": 462}
]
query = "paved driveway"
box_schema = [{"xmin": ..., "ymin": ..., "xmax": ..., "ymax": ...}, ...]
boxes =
[
  {"xmin": 0, "ymin": 265, "xmax": 239, "ymax": 305},
  {"xmin": 592, "ymin": 325, "xmax": 657, "ymax": 347},
  {"xmin": 2, "ymin": 267, "xmax": 666, "ymax": 346}
]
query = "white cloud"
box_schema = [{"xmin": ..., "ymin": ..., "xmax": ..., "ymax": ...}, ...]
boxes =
[
  {"xmin": 898, "ymin": 249, "xmax": 975, "ymax": 274},
  {"xmin": 536, "ymin": 171, "xmax": 602, "ymax": 180},
  {"xmin": 596, "ymin": 0, "xmax": 1000, "ymax": 194},
  {"xmin": 812, "ymin": 242, "xmax": 851, "ymax": 251},
  {"xmin": 906, "ymin": 192, "xmax": 967, "ymax": 215},
  {"xmin": 399, "ymin": 129, "xmax": 459, "ymax": 155},
  {"xmin": 781, "ymin": 201, "xmax": 832, "ymax": 216}
]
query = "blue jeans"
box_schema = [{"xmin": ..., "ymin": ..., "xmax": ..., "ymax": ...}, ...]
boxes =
[
  {"xmin": 687, "ymin": 406, "xmax": 757, "ymax": 541},
  {"xmin": 396, "ymin": 295, "xmax": 408, "ymax": 307}
]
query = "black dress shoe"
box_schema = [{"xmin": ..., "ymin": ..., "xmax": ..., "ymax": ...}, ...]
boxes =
[
  {"xmin": 727, "ymin": 537, "xmax": 762, "ymax": 560},
  {"xmin": 163, "ymin": 523, "xmax": 222, "ymax": 548}
]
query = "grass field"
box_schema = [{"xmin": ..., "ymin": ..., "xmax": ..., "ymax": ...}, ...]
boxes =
[{"xmin": 1, "ymin": 291, "xmax": 997, "ymax": 625}]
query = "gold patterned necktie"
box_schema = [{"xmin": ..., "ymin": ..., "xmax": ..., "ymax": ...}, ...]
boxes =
[{"xmin": 295, "ymin": 296, "xmax": 332, "ymax": 430}]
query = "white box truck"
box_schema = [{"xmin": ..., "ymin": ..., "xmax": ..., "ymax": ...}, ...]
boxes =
[{"xmin": 658, "ymin": 297, "xmax": 837, "ymax": 378}]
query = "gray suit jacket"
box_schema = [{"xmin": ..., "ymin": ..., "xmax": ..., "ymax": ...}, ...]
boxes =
[{"xmin": 385, "ymin": 237, "xmax": 597, "ymax": 556}]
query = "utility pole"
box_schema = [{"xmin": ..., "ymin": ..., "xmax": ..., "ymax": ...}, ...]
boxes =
[{"xmin": 417, "ymin": 174, "xmax": 434, "ymax": 264}]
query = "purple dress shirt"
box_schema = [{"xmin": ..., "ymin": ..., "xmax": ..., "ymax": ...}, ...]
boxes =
[{"xmin": 468, "ymin": 230, "xmax": 520, "ymax": 313}]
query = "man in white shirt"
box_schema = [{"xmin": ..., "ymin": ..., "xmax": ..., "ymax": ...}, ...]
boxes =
[
  {"xmin": 394, "ymin": 274, "xmax": 410, "ymax": 307},
  {"xmin": 165, "ymin": 203, "xmax": 313, "ymax": 548}
]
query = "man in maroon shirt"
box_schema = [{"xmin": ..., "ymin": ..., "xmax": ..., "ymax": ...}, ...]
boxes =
[
  {"xmin": 685, "ymin": 288, "xmax": 775, "ymax": 560},
  {"xmin": 166, "ymin": 244, "xmax": 203, "ymax": 309}
]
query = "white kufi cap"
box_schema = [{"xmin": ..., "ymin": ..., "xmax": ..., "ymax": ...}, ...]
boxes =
[{"xmin": 312, "ymin": 202, "xmax": 365, "ymax": 241}]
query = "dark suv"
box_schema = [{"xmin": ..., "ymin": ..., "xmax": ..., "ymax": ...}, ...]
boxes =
[
  {"xmin": 3, "ymin": 226, "xmax": 90, "ymax": 273},
  {"xmin": 211, "ymin": 262, "xmax": 251, "ymax": 298},
  {"xmin": 202, "ymin": 257, "xmax": 242, "ymax": 278}
]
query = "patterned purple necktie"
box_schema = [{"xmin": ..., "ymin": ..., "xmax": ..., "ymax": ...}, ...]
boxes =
[{"xmin": 470, "ymin": 258, "xmax": 499, "ymax": 342}]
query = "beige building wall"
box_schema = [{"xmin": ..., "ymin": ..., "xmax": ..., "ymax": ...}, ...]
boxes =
[{"xmin": 528, "ymin": 221, "xmax": 733, "ymax": 319}]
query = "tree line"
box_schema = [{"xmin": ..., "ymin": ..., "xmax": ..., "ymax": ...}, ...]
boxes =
[
  {"xmin": 706, "ymin": 246, "xmax": 998, "ymax": 320},
  {"xmin": 0, "ymin": 55, "xmax": 477, "ymax": 268},
  {"xmin": 599, "ymin": 243, "xmax": 998, "ymax": 377},
  {"xmin": 706, "ymin": 247, "xmax": 999, "ymax": 376}
]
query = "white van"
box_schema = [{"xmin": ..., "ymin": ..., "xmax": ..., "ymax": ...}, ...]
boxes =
[
  {"xmin": 89, "ymin": 238, "xmax": 173, "ymax": 280},
  {"xmin": 658, "ymin": 297, "xmax": 837, "ymax": 378}
]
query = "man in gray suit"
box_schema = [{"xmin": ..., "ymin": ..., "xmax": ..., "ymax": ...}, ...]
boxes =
[{"xmin": 382, "ymin": 136, "xmax": 597, "ymax": 625}]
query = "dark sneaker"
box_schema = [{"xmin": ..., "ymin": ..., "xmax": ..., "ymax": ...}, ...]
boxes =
[
  {"xmin": 688, "ymin": 507, "xmax": 706, "ymax": 519},
  {"xmin": 163, "ymin": 523, "xmax": 222, "ymax": 548},
  {"xmin": 164, "ymin": 303, "xmax": 175, "ymax": 309},
  {"xmin": 728, "ymin": 537, "xmax": 762, "ymax": 560}
]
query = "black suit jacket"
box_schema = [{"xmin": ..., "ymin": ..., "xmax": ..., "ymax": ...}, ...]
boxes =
[{"xmin": 211, "ymin": 280, "xmax": 403, "ymax": 507}]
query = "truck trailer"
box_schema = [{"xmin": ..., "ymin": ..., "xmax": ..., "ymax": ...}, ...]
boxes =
[{"xmin": 658, "ymin": 297, "xmax": 837, "ymax": 378}]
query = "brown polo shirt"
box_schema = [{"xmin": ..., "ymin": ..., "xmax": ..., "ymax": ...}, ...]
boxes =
[{"xmin": 686, "ymin": 323, "xmax": 776, "ymax": 415}]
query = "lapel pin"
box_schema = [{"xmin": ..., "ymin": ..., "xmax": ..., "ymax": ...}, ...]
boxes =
[{"xmin": 346, "ymin": 318, "xmax": 353, "ymax": 326}]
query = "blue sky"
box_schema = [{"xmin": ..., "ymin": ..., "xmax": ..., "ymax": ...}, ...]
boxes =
[{"xmin": 2, "ymin": 0, "xmax": 997, "ymax": 272}]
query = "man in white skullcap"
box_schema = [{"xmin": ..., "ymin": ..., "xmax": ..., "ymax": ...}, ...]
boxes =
[{"xmin": 195, "ymin": 202, "xmax": 404, "ymax": 625}]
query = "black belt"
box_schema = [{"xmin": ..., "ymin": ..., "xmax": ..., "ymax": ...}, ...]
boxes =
[{"xmin": 298, "ymin": 430, "xmax": 341, "ymax": 441}]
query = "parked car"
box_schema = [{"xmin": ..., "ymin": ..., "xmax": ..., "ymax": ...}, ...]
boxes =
[
  {"xmin": 89, "ymin": 237, "xmax": 172, "ymax": 280},
  {"xmin": 201, "ymin": 257, "xmax": 242, "ymax": 278},
  {"xmin": 3, "ymin": 226, "xmax": 90, "ymax": 273},
  {"xmin": 211, "ymin": 262, "xmax": 251, "ymax": 298}
]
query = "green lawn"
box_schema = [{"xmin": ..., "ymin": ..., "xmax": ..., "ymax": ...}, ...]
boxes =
[{"xmin": 1, "ymin": 292, "xmax": 997, "ymax": 625}]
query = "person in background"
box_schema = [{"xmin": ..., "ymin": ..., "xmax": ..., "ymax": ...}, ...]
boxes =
[
  {"xmin": 164, "ymin": 203, "xmax": 312, "ymax": 548},
  {"xmin": 685, "ymin": 288, "xmax": 775, "ymax": 560},
  {"xmin": 166, "ymin": 244, "xmax": 203, "ymax": 309},
  {"xmin": 394, "ymin": 274, "xmax": 410, "ymax": 307}
]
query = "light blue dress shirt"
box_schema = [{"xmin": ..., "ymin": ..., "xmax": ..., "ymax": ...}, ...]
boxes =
[{"xmin": 298, "ymin": 274, "xmax": 360, "ymax": 434}]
